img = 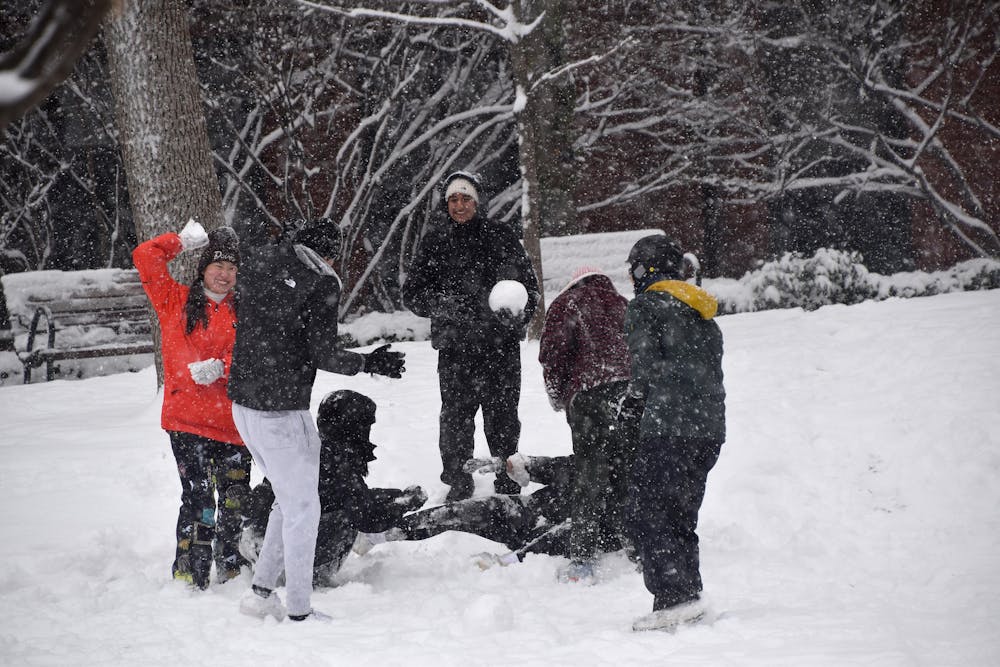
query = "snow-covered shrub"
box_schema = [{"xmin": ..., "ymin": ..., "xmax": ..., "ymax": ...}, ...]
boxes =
[
  {"xmin": 717, "ymin": 248, "xmax": 877, "ymax": 313},
  {"xmin": 873, "ymin": 258, "xmax": 1000, "ymax": 299},
  {"xmin": 345, "ymin": 247, "xmax": 1000, "ymax": 345},
  {"xmin": 339, "ymin": 309, "xmax": 431, "ymax": 348},
  {"xmin": 711, "ymin": 249, "xmax": 1000, "ymax": 315}
]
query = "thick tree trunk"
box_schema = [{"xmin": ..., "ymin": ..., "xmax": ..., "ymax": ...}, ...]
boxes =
[
  {"xmin": 103, "ymin": 0, "xmax": 223, "ymax": 266},
  {"xmin": 511, "ymin": 0, "xmax": 577, "ymax": 338},
  {"xmin": 103, "ymin": 0, "xmax": 224, "ymax": 386},
  {"xmin": 516, "ymin": 111, "xmax": 547, "ymax": 340}
]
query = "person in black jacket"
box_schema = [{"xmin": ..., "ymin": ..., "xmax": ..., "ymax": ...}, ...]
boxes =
[
  {"xmin": 241, "ymin": 390, "xmax": 426, "ymax": 588},
  {"xmin": 402, "ymin": 171, "xmax": 540, "ymax": 501},
  {"xmin": 229, "ymin": 218, "xmax": 405, "ymax": 623}
]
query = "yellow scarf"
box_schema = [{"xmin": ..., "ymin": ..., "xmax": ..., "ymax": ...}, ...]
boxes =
[{"xmin": 645, "ymin": 280, "xmax": 718, "ymax": 320}]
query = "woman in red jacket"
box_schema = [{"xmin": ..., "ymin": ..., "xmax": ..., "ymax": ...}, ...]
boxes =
[{"xmin": 133, "ymin": 220, "xmax": 250, "ymax": 590}]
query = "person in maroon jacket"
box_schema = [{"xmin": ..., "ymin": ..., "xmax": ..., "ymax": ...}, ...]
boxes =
[{"xmin": 538, "ymin": 267, "xmax": 638, "ymax": 584}]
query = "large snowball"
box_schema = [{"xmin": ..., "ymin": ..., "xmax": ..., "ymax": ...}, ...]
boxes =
[{"xmin": 488, "ymin": 280, "xmax": 529, "ymax": 315}]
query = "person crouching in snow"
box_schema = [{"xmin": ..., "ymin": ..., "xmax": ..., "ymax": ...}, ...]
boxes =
[
  {"xmin": 619, "ymin": 235, "xmax": 726, "ymax": 632},
  {"xmin": 539, "ymin": 266, "xmax": 638, "ymax": 584},
  {"xmin": 241, "ymin": 390, "xmax": 427, "ymax": 588},
  {"xmin": 133, "ymin": 220, "xmax": 251, "ymax": 590}
]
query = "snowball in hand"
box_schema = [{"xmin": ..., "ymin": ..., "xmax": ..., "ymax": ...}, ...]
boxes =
[{"xmin": 488, "ymin": 280, "xmax": 529, "ymax": 315}]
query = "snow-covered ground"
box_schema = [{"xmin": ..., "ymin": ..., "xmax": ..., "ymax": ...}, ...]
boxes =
[{"xmin": 1, "ymin": 289, "xmax": 998, "ymax": 666}]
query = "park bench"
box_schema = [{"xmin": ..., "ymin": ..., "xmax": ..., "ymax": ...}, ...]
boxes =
[
  {"xmin": 1, "ymin": 268, "xmax": 154, "ymax": 383},
  {"xmin": 539, "ymin": 228, "xmax": 665, "ymax": 296}
]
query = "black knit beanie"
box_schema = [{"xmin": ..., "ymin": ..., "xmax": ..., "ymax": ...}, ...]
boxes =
[
  {"xmin": 293, "ymin": 218, "xmax": 341, "ymax": 260},
  {"xmin": 317, "ymin": 390, "xmax": 376, "ymax": 445},
  {"xmin": 197, "ymin": 227, "xmax": 240, "ymax": 276}
]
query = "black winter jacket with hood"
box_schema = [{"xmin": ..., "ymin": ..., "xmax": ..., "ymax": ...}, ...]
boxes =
[
  {"xmin": 403, "ymin": 212, "xmax": 540, "ymax": 351},
  {"xmin": 317, "ymin": 436, "xmax": 408, "ymax": 533},
  {"xmin": 228, "ymin": 241, "xmax": 363, "ymax": 411}
]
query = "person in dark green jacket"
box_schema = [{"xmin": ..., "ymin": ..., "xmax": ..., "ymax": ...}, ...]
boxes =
[{"xmin": 619, "ymin": 234, "xmax": 726, "ymax": 632}]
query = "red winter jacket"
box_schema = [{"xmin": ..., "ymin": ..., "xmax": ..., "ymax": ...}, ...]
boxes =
[
  {"xmin": 133, "ymin": 233, "xmax": 243, "ymax": 445},
  {"xmin": 538, "ymin": 272, "xmax": 631, "ymax": 413}
]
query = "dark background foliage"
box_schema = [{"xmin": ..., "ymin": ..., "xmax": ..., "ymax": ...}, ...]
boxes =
[{"xmin": 2, "ymin": 0, "xmax": 997, "ymax": 315}]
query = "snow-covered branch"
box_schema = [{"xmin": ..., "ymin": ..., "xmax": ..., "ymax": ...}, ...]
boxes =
[
  {"xmin": 295, "ymin": 0, "xmax": 542, "ymax": 44},
  {"xmin": 0, "ymin": 0, "xmax": 113, "ymax": 130}
]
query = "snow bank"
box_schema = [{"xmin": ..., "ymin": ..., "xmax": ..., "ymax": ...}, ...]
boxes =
[{"xmin": 1, "ymin": 289, "xmax": 998, "ymax": 665}]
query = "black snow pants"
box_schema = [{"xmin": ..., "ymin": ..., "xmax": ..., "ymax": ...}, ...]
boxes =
[
  {"xmin": 168, "ymin": 431, "xmax": 252, "ymax": 588},
  {"xmin": 398, "ymin": 455, "xmax": 578, "ymax": 558},
  {"xmin": 397, "ymin": 494, "xmax": 573, "ymax": 558},
  {"xmin": 437, "ymin": 340, "xmax": 522, "ymax": 494},
  {"xmin": 310, "ymin": 511, "xmax": 359, "ymax": 588},
  {"xmin": 311, "ymin": 488, "xmax": 408, "ymax": 587},
  {"xmin": 624, "ymin": 436, "xmax": 722, "ymax": 610},
  {"xmin": 565, "ymin": 380, "xmax": 636, "ymax": 563}
]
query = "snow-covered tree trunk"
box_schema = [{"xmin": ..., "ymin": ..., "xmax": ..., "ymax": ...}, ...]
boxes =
[
  {"xmin": 511, "ymin": 0, "xmax": 576, "ymax": 338},
  {"xmin": 515, "ymin": 103, "xmax": 547, "ymax": 339},
  {"xmin": 103, "ymin": 0, "xmax": 224, "ymax": 386},
  {"xmin": 103, "ymin": 0, "xmax": 223, "ymax": 279}
]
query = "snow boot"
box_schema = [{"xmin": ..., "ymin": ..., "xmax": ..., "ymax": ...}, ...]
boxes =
[
  {"xmin": 172, "ymin": 547, "xmax": 212, "ymax": 590},
  {"xmin": 216, "ymin": 553, "xmax": 251, "ymax": 584},
  {"xmin": 557, "ymin": 560, "xmax": 597, "ymax": 585},
  {"xmin": 189, "ymin": 546, "xmax": 212, "ymax": 590},
  {"xmin": 239, "ymin": 585, "xmax": 286, "ymax": 621},
  {"xmin": 288, "ymin": 608, "xmax": 332, "ymax": 623},
  {"xmin": 632, "ymin": 598, "xmax": 707, "ymax": 632}
]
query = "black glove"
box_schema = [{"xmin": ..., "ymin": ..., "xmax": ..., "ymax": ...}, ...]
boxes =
[
  {"xmin": 494, "ymin": 307, "xmax": 522, "ymax": 329},
  {"xmin": 615, "ymin": 393, "xmax": 644, "ymax": 425},
  {"xmin": 362, "ymin": 344, "xmax": 405, "ymax": 378}
]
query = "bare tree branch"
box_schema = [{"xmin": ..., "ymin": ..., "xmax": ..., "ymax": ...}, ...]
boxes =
[{"xmin": 0, "ymin": 0, "xmax": 113, "ymax": 131}]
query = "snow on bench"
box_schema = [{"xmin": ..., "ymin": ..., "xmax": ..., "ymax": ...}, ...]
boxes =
[{"xmin": 1, "ymin": 268, "xmax": 153, "ymax": 382}]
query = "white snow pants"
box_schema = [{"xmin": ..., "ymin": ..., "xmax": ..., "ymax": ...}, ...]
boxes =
[{"xmin": 232, "ymin": 403, "xmax": 321, "ymax": 617}]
